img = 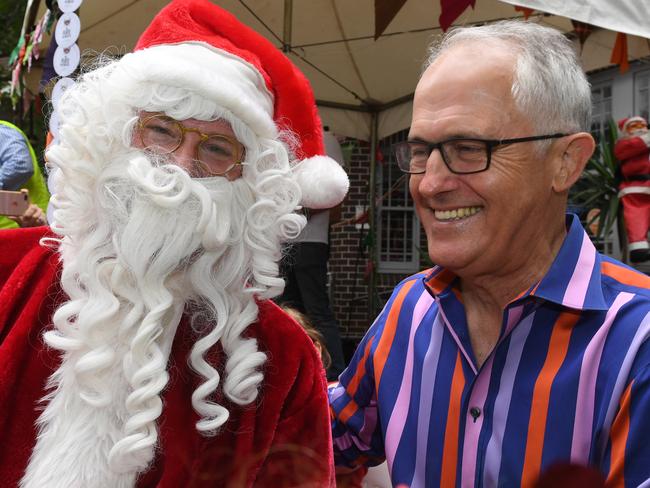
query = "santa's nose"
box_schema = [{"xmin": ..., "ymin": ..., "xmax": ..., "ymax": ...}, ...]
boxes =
[{"xmin": 169, "ymin": 134, "xmax": 201, "ymax": 173}]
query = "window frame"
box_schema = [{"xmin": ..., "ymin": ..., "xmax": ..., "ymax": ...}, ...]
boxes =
[{"xmin": 376, "ymin": 132, "xmax": 422, "ymax": 274}]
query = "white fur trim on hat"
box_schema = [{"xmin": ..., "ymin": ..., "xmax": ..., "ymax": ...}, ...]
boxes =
[
  {"xmin": 623, "ymin": 116, "xmax": 647, "ymax": 132},
  {"xmin": 294, "ymin": 155, "xmax": 349, "ymax": 209},
  {"xmin": 122, "ymin": 43, "xmax": 276, "ymax": 138}
]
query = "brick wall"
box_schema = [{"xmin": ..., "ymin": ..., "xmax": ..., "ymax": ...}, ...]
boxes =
[
  {"xmin": 329, "ymin": 138, "xmax": 372, "ymax": 341},
  {"xmin": 329, "ymin": 134, "xmax": 429, "ymax": 344}
]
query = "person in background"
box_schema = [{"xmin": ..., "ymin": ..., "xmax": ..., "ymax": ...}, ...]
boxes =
[
  {"xmin": 0, "ymin": 120, "xmax": 49, "ymax": 229},
  {"xmin": 0, "ymin": 0, "xmax": 349, "ymax": 486},
  {"xmin": 282, "ymin": 306, "xmax": 332, "ymax": 372},
  {"xmin": 278, "ymin": 127, "xmax": 347, "ymax": 380},
  {"xmin": 9, "ymin": 203, "xmax": 48, "ymax": 227},
  {"xmin": 614, "ymin": 116, "xmax": 650, "ymax": 262},
  {"xmin": 329, "ymin": 20, "xmax": 650, "ymax": 487}
]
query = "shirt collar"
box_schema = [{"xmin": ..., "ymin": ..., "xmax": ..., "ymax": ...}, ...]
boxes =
[
  {"xmin": 422, "ymin": 214, "xmax": 608, "ymax": 311},
  {"xmin": 530, "ymin": 214, "xmax": 608, "ymax": 311},
  {"xmin": 423, "ymin": 266, "xmax": 457, "ymax": 297}
]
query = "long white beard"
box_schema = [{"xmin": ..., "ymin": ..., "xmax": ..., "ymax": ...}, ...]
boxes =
[{"xmin": 22, "ymin": 152, "xmax": 255, "ymax": 488}]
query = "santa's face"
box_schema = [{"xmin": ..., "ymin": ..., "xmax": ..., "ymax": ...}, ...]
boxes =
[
  {"xmin": 132, "ymin": 112, "xmax": 246, "ymax": 181},
  {"xmin": 626, "ymin": 120, "xmax": 649, "ymax": 137}
]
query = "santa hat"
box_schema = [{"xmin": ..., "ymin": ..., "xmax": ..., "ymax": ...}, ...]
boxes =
[
  {"xmin": 128, "ymin": 0, "xmax": 348, "ymax": 209},
  {"xmin": 618, "ymin": 116, "xmax": 648, "ymax": 132}
]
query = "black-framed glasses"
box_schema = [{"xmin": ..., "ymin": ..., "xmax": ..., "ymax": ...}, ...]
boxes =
[
  {"xmin": 392, "ymin": 133, "xmax": 569, "ymax": 175},
  {"xmin": 135, "ymin": 113, "xmax": 246, "ymax": 178}
]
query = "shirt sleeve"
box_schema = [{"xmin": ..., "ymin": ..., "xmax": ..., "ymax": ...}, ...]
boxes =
[
  {"xmin": 0, "ymin": 125, "xmax": 34, "ymax": 190},
  {"xmin": 329, "ymin": 310, "xmax": 388, "ymax": 469},
  {"xmin": 603, "ymin": 361, "xmax": 650, "ymax": 487}
]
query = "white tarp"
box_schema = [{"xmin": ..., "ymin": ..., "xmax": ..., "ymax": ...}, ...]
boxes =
[{"xmin": 500, "ymin": 0, "xmax": 650, "ymax": 39}]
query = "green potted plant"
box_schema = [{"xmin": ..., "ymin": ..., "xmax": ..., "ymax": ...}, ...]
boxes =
[{"xmin": 570, "ymin": 119, "xmax": 621, "ymax": 243}]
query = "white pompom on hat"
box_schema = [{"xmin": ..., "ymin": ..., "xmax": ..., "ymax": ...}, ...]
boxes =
[{"xmin": 134, "ymin": 0, "xmax": 349, "ymax": 209}]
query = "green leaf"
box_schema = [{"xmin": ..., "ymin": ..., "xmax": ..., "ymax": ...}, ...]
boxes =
[{"xmin": 570, "ymin": 117, "xmax": 620, "ymax": 239}]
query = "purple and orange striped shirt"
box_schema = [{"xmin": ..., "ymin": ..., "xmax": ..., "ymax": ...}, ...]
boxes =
[{"xmin": 329, "ymin": 215, "xmax": 650, "ymax": 487}]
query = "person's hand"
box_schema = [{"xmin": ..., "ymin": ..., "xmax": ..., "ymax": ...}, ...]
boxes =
[{"xmin": 9, "ymin": 203, "xmax": 47, "ymax": 228}]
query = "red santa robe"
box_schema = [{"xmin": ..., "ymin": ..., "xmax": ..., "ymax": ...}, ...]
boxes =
[
  {"xmin": 614, "ymin": 131, "xmax": 650, "ymax": 249},
  {"xmin": 0, "ymin": 226, "xmax": 335, "ymax": 487}
]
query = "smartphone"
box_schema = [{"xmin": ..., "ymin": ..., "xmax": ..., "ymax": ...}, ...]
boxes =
[{"xmin": 0, "ymin": 189, "xmax": 30, "ymax": 217}]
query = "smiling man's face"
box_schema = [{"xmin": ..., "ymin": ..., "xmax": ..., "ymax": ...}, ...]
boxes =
[{"xmin": 409, "ymin": 41, "xmax": 562, "ymax": 278}]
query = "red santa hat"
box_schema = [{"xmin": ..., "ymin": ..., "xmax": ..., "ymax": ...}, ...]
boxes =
[
  {"xmin": 132, "ymin": 0, "xmax": 348, "ymax": 209},
  {"xmin": 618, "ymin": 116, "xmax": 648, "ymax": 133}
]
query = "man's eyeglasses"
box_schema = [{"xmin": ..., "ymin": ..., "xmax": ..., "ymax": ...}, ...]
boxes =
[
  {"xmin": 135, "ymin": 114, "xmax": 246, "ymax": 177},
  {"xmin": 392, "ymin": 133, "xmax": 569, "ymax": 175}
]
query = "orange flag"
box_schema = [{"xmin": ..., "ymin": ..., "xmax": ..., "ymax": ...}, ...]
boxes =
[
  {"xmin": 514, "ymin": 6, "xmax": 535, "ymax": 20},
  {"xmin": 610, "ymin": 32, "xmax": 629, "ymax": 74}
]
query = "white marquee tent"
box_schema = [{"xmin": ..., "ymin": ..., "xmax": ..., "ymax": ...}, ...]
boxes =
[
  {"xmin": 20, "ymin": 0, "xmax": 650, "ymax": 142},
  {"xmin": 14, "ymin": 0, "xmax": 650, "ymax": 313}
]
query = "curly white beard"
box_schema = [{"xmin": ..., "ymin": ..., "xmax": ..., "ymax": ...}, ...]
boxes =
[{"xmin": 22, "ymin": 147, "xmax": 290, "ymax": 487}]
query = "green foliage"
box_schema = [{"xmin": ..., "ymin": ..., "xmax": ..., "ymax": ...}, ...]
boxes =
[
  {"xmin": 0, "ymin": 0, "xmax": 28, "ymax": 111},
  {"xmin": 0, "ymin": 1, "xmax": 27, "ymax": 58},
  {"xmin": 340, "ymin": 140, "xmax": 357, "ymax": 169},
  {"xmin": 570, "ymin": 119, "xmax": 620, "ymax": 238}
]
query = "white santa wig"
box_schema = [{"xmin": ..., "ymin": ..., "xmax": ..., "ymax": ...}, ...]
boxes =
[{"xmin": 22, "ymin": 49, "xmax": 307, "ymax": 487}]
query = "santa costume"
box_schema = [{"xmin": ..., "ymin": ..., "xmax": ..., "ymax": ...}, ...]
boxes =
[
  {"xmin": 0, "ymin": 0, "xmax": 348, "ymax": 486},
  {"xmin": 615, "ymin": 116, "xmax": 650, "ymax": 261}
]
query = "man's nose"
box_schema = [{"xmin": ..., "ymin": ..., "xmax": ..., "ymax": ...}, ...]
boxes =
[{"xmin": 417, "ymin": 148, "xmax": 456, "ymax": 196}]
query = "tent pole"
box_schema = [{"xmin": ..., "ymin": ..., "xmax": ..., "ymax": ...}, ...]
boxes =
[
  {"xmin": 368, "ymin": 111, "xmax": 379, "ymax": 320},
  {"xmin": 282, "ymin": 0, "xmax": 293, "ymax": 52}
]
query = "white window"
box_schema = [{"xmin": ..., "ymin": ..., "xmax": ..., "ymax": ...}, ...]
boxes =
[
  {"xmin": 591, "ymin": 82, "xmax": 613, "ymax": 139},
  {"xmin": 635, "ymin": 70, "xmax": 650, "ymax": 123},
  {"xmin": 377, "ymin": 132, "xmax": 421, "ymax": 273}
]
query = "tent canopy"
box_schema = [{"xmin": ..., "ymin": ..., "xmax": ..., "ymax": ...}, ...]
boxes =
[{"xmin": 27, "ymin": 0, "xmax": 650, "ymax": 141}]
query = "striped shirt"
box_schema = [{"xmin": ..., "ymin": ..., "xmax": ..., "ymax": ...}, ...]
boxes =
[
  {"xmin": 330, "ymin": 215, "xmax": 650, "ymax": 487},
  {"xmin": 0, "ymin": 123, "xmax": 34, "ymax": 191}
]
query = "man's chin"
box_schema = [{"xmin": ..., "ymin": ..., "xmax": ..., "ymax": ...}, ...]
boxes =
[{"xmin": 426, "ymin": 242, "xmax": 479, "ymax": 274}]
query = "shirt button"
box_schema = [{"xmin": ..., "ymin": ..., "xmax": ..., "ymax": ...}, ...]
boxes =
[{"xmin": 470, "ymin": 407, "xmax": 482, "ymax": 422}]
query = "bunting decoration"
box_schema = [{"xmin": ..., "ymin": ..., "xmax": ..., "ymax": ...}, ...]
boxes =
[
  {"xmin": 374, "ymin": 0, "xmax": 478, "ymax": 39},
  {"xmin": 439, "ymin": 0, "xmax": 476, "ymax": 32},
  {"xmin": 8, "ymin": 9, "xmax": 55, "ymax": 107},
  {"xmin": 49, "ymin": 0, "xmax": 84, "ymax": 144},
  {"xmin": 570, "ymin": 20, "xmax": 594, "ymax": 52},
  {"xmin": 514, "ymin": 6, "xmax": 534, "ymax": 20},
  {"xmin": 610, "ymin": 32, "xmax": 629, "ymax": 74},
  {"xmin": 374, "ymin": 0, "xmax": 408, "ymax": 40}
]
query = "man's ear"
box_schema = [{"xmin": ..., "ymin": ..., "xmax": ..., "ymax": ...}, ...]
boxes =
[{"xmin": 552, "ymin": 132, "xmax": 596, "ymax": 192}]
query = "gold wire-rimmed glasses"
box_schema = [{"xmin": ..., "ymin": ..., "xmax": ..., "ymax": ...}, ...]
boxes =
[{"xmin": 135, "ymin": 113, "xmax": 246, "ymax": 178}]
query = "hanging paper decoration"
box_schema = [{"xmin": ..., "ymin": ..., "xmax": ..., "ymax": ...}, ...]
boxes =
[
  {"xmin": 570, "ymin": 20, "xmax": 594, "ymax": 51},
  {"xmin": 439, "ymin": 0, "xmax": 476, "ymax": 32},
  {"xmin": 610, "ymin": 32, "xmax": 629, "ymax": 74},
  {"xmin": 374, "ymin": 0, "xmax": 408, "ymax": 40},
  {"xmin": 8, "ymin": 7, "xmax": 55, "ymax": 106},
  {"xmin": 514, "ymin": 6, "xmax": 535, "ymax": 20},
  {"xmin": 374, "ymin": 0, "xmax": 477, "ymax": 39},
  {"xmin": 50, "ymin": 0, "xmax": 84, "ymax": 143},
  {"xmin": 376, "ymin": 147, "xmax": 384, "ymax": 164}
]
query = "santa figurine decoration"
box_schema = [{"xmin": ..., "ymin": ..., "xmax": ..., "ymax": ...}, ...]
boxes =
[{"xmin": 615, "ymin": 116, "xmax": 650, "ymax": 262}]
